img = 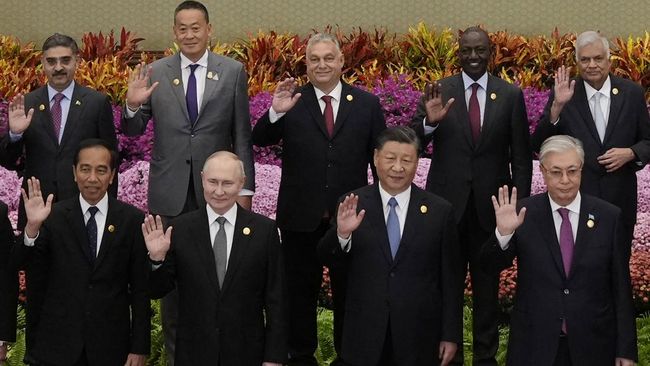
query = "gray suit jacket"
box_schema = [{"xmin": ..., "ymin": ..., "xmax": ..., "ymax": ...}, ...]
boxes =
[{"xmin": 121, "ymin": 52, "xmax": 254, "ymax": 216}]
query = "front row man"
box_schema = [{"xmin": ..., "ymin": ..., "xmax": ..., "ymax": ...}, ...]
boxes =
[
  {"xmin": 481, "ymin": 135, "xmax": 637, "ymax": 365},
  {"xmin": 142, "ymin": 151, "xmax": 288, "ymax": 365},
  {"xmin": 19, "ymin": 139, "xmax": 149, "ymax": 366},
  {"xmin": 319, "ymin": 127, "xmax": 463, "ymax": 365}
]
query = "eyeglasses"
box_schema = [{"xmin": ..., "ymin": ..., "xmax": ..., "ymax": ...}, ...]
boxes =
[{"xmin": 541, "ymin": 164, "xmax": 582, "ymax": 180}]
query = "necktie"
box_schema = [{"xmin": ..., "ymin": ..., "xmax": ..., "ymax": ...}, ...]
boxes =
[
  {"xmin": 186, "ymin": 64, "xmax": 200, "ymax": 124},
  {"xmin": 592, "ymin": 92, "xmax": 606, "ymax": 142},
  {"xmin": 321, "ymin": 95, "xmax": 334, "ymax": 137},
  {"xmin": 51, "ymin": 93, "xmax": 65, "ymax": 141},
  {"xmin": 387, "ymin": 197, "xmax": 400, "ymax": 259},
  {"xmin": 213, "ymin": 216, "xmax": 227, "ymax": 288},
  {"xmin": 86, "ymin": 206, "xmax": 99, "ymax": 261},
  {"xmin": 557, "ymin": 208, "xmax": 574, "ymax": 276},
  {"xmin": 468, "ymin": 83, "xmax": 481, "ymax": 143}
]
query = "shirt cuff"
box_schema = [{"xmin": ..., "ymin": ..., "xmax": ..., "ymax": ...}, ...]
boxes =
[
  {"xmin": 338, "ymin": 234, "xmax": 351, "ymax": 252},
  {"xmin": 23, "ymin": 232, "xmax": 39, "ymax": 246},
  {"xmin": 125, "ymin": 104, "xmax": 140, "ymax": 117},
  {"xmin": 422, "ymin": 117, "xmax": 437, "ymax": 135},
  {"xmin": 268, "ymin": 107, "xmax": 285, "ymax": 123},
  {"xmin": 239, "ymin": 189, "xmax": 254, "ymax": 196},
  {"xmin": 8, "ymin": 130, "xmax": 23, "ymax": 142},
  {"xmin": 551, "ymin": 116, "xmax": 560, "ymax": 125},
  {"xmin": 495, "ymin": 228, "xmax": 513, "ymax": 250}
]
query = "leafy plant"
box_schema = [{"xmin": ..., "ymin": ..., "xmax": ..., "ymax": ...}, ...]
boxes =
[
  {"xmin": 79, "ymin": 27, "xmax": 144, "ymax": 64},
  {"xmin": 315, "ymin": 308, "xmax": 337, "ymax": 365}
]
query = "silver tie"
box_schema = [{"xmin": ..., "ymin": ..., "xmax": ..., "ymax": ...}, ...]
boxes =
[
  {"xmin": 593, "ymin": 92, "xmax": 606, "ymax": 142},
  {"xmin": 213, "ymin": 216, "xmax": 227, "ymax": 288}
]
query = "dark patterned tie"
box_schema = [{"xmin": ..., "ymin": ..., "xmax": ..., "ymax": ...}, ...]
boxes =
[
  {"xmin": 86, "ymin": 206, "xmax": 99, "ymax": 261},
  {"xmin": 51, "ymin": 93, "xmax": 65, "ymax": 141},
  {"xmin": 213, "ymin": 216, "xmax": 227, "ymax": 288},
  {"xmin": 321, "ymin": 95, "xmax": 334, "ymax": 137},
  {"xmin": 186, "ymin": 64, "xmax": 200, "ymax": 124},
  {"xmin": 468, "ymin": 83, "xmax": 481, "ymax": 143}
]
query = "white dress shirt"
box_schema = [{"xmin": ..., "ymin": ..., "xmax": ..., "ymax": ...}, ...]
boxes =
[
  {"xmin": 269, "ymin": 81, "xmax": 343, "ymax": 123},
  {"xmin": 584, "ymin": 76, "xmax": 611, "ymax": 126}
]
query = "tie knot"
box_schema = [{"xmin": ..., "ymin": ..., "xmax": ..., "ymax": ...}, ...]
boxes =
[
  {"xmin": 388, "ymin": 197, "xmax": 398, "ymax": 209},
  {"xmin": 321, "ymin": 95, "xmax": 333, "ymax": 104},
  {"xmin": 558, "ymin": 207, "xmax": 570, "ymax": 220},
  {"xmin": 188, "ymin": 64, "xmax": 200, "ymax": 73},
  {"xmin": 216, "ymin": 216, "xmax": 227, "ymax": 226},
  {"xmin": 53, "ymin": 93, "xmax": 65, "ymax": 103},
  {"xmin": 88, "ymin": 206, "xmax": 99, "ymax": 217},
  {"xmin": 471, "ymin": 83, "xmax": 480, "ymax": 92},
  {"xmin": 592, "ymin": 91, "xmax": 601, "ymax": 102}
]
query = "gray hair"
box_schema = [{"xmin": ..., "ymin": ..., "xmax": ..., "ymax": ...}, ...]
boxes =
[
  {"xmin": 575, "ymin": 31, "xmax": 610, "ymax": 61},
  {"xmin": 539, "ymin": 135, "xmax": 585, "ymax": 166},
  {"xmin": 307, "ymin": 33, "xmax": 341, "ymax": 53},
  {"xmin": 202, "ymin": 151, "xmax": 245, "ymax": 178}
]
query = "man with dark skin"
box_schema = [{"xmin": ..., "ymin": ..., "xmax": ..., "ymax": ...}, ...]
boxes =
[{"xmin": 410, "ymin": 26, "xmax": 532, "ymax": 365}]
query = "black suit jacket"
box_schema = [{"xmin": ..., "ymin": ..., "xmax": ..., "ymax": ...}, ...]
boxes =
[
  {"xmin": 318, "ymin": 184, "xmax": 463, "ymax": 365},
  {"xmin": 252, "ymin": 82, "xmax": 386, "ymax": 232},
  {"xmin": 17, "ymin": 197, "xmax": 149, "ymax": 366},
  {"xmin": 480, "ymin": 193, "xmax": 637, "ymax": 365},
  {"xmin": 149, "ymin": 205, "xmax": 288, "ymax": 365},
  {"xmin": 411, "ymin": 74, "xmax": 532, "ymax": 231},
  {"xmin": 0, "ymin": 202, "xmax": 17, "ymax": 343},
  {"xmin": 532, "ymin": 75, "xmax": 650, "ymax": 228},
  {"xmin": 0, "ymin": 84, "xmax": 117, "ymax": 229}
]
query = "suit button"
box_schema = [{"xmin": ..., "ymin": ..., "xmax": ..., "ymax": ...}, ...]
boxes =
[
  {"xmin": 328, "ymin": 144, "xmax": 332, "ymax": 148},
  {"xmin": 88, "ymin": 285, "xmax": 93, "ymax": 290},
  {"xmin": 191, "ymin": 134, "xmax": 195, "ymax": 138},
  {"xmin": 390, "ymin": 272, "xmax": 395, "ymax": 277},
  {"xmin": 185, "ymin": 159, "xmax": 190, "ymax": 164},
  {"xmin": 563, "ymin": 289, "xmax": 570, "ymax": 295},
  {"xmin": 327, "ymin": 163, "xmax": 332, "ymax": 168}
]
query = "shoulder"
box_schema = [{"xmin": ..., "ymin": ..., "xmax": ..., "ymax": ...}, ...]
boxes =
[
  {"xmin": 489, "ymin": 75, "xmax": 523, "ymax": 95},
  {"xmin": 209, "ymin": 52, "xmax": 244, "ymax": 70},
  {"xmin": 344, "ymin": 83, "xmax": 379, "ymax": 102},
  {"xmin": 238, "ymin": 206, "xmax": 276, "ymax": 227},
  {"xmin": 582, "ymin": 193, "xmax": 621, "ymax": 216},
  {"xmin": 0, "ymin": 201, "xmax": 7, "ymax": 217},
  {"xmin": 169, "ymin": 208, "xmax": 204, "ymax": 227},
  {"xmin": 413, "ymin": 185, "xmax": 454, "ymax": 210},
  {"xmin": 110, "ymin": 198, "xmax": 145, "ymax": 218},
  {"xmin": 610, "ymin": 75, "xmax": 645, "ymax": 95}
]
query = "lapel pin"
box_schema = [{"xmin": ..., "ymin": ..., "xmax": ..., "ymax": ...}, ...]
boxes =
[
  {"xmin": 39, "ymin": 104, "xmax": 45, "ymax": 111},
  {"xmin": 75, "ymin": 100, "xmax": 81, "ymax": 106},
  {"xmin": 490, "ymin": 92, "xmax": 497, "ymax": 100},
  {"xmin": 420, "ymin": 205, "xmax": 428, "ymax": 214},
  {"xmin": 243, "ymin": 227, "xmax": 251, "ymax": 235},
  {"xmin": 108, "ymin": 224, "xmax": 115, "ymax": 233},
  {"xmin": 346, "ymin": 94, "xmax": 353, "ymax": 101},
  {"xmin": 612, "ymin": 88, "xmax": 619, "ymax": 95},
  {"xmin": 586, "ymin": 214, "xmax": 595, "ymax": 229},
  {"xmin": 207, "ymin": 71, "xmax": 216, "ymax": 80},
  {"xmin": 173, "ymin": 78, "xmax": 180, "ymax": 86}
]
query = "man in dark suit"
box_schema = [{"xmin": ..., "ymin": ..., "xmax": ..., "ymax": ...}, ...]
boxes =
[
  {"xmin": 0, "ymin": 33, "xmax": 117, "ymax": 231},
  {"xmin": 319, "ymin": 126, "xmax": 463, "ymax": 365},
  {"xmin": 409, "ymin": 26, "xmax": 532, "ymax": 365},
  {"xmin": 0, "ymin": 201, "xmax": 16, "ymax": 362},
  {"xmin": 252, "ymin": 33, "xmax": 386, "ymax": 365},
  {"xmin": 481, "ymin": 135, "xmax": 636, "ymax": 366},
  {"xmin": 143, "ymin": 151, "xmax": 287, "ymax": 365},
  {"xmin": 18, "ymin": 139, "xmax": 149, "ymax": 366},
  {"xmin": 122, "ymin": 2, "xmax": 255, "ymax": 361},
  {"xmin": 532, "ymin": 30, "xmax": 650, "ymax": 245}
]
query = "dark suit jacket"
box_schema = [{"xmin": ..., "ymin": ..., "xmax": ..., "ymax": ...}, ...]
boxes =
[
  {"xmin": 252, "ymin": 82, "xmax": 386, "ymax": 232},
  {"xmin": 410, "ymin": 74, "xmax": 532, "ymax": 231},
  {"xmin": 480, "ymin": 193, "xmax": 637, "ymax": 365},
  {"xmin": 0, "ymin": 83, "xmax": 117, "ymax": 229},
  {"xmin": 318, "ymin": 184, "xmax": 463, "ymax": 365},
  {"xmin": 17, "ymin": 197, "xmax": 149, "ymax": 366},
  {"xmin": 532, "ymin": 75, "xmax": 650, "ymax": 229},
  {"xmin": 121, "ymin": 52, "xmax": 254, "ymax": 216},
  {"xmin": 149, "ymin": 205, "xmax": 288, "ymax": 365},
  {"xmin": 0, "ymin": 202, "xmax": 17, "ymax": 343}
]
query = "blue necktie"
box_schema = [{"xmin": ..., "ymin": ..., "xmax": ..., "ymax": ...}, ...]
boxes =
[
  {"xmin": 87, "ymin": 206, "xmax": 99, "ymax": 261},
  {"xmin": 387, "ymin": 197, "xmax": 400, "ymax": 258},
  {"xmin": 186, "ymin": 64, "xmax": 199, "ymax": 124}
]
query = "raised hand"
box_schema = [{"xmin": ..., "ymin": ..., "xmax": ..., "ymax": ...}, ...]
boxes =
[
  {"xmin": 271, "ymin": 77, "xmax": 301, "ymax": 113},
  {"xmin": 126, "ymin": 62, "xmax": 159, "ymax": 110},
  {"xmin": 336, "ymin": 194, "xmax": 366, "ymax": 239},
  {"xmin": 549, "ymin": 66, "xmax": 575, "ymax": 122},
  {"xmin": 8, "ymin": 93, "xmax": 34, "ymax": 134},
  {"xmin": 142, "ymin": 215, "xmax": 172, "ymax": 261},
  {"xmin": 492, "ymin": 185, "xmax": 526, "ymax": 236},
  {"xmin": 423, "ymin": 81, "xmax": 455, "ymax": 125},
  {"xmin": 21, "ymin": 177, "xmax": 54, "ymax": 238}
]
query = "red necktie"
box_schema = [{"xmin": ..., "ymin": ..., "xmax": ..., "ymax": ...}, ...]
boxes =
[
  {"xmin": 321, "ymin": 95, "xmax": 334, "ymax": 137},
  {"xmin": 51, "ymin": 93, "xmax": 65, "ymax": 141},
  {"xmin": 468, "ymin": 83, "xmax": 480, "ymax": 143}
]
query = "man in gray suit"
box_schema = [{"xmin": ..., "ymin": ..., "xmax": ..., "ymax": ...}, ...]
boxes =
[{"xmin": 121, "ymin": 1, "xmax": 254, "ymax": 363}]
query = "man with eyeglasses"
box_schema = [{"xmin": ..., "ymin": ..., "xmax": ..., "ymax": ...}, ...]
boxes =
[
  {"xmin": 481, "ymin": 134, "xmax": 637, "ymax": 366},
  {"xmin": 532, "ymin": 30, "xmax": 650, "ymax": 246}
]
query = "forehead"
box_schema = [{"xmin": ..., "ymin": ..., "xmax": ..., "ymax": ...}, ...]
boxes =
[
  {"xmin": 77, "ymin": 147, "xmax": 112, "ymax": 166},
  {"xmin": 175, "ymin": 8, "xmax": 207, "ymax": 26},
  {"xmin": 307, "ymin": 41, "xmax": 339, "ymax": 56},
  {"xmin": 543, "ymin": 150, "xmax": 581, "ymax": 168},
  {"xmin": 459, "ymin": 31, "xmax": 490, "ymax": 48},
  {"xmin": 578, "ymin": 41, "xmax": 607, "ymax": 57},
  {"xmin": 43, "ymin": 46, "xmax": 74, "ymax": 58},
  {"xmin": 378, "ymin": 141, "xmax": 418, "ymax": 156},
  {"xmin": 203, "ymin": 158, "xmax": 241, "ymax": 178}
]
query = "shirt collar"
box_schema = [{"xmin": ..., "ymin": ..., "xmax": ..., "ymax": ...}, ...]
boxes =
[
  {"xmin": 79, "ymin": 192, "xmax": 109, "ymax": 216},
  {"xmin": 378, "ymin": 182, "xmax": 411, "ymax": 210},
  {"xmin": 180, "ymin": 50, "xmax": 209, "ymax": 69},
  {"xmin": 206, "ymin": 202, "xmax": 238, "ymax": 226},
  {"xmin": 548, "ymin": 191, "xmax": 581, "ymax": 215},
  {"xmin": 461, "ymin": 71, "xmax": 488, "ymax": 91},
  {"xmin": 584, "ymin": 75, "xmax": 611, "ymax": 100},
  {"xmin": 313, "ymin": 81, "xmax": 343, "ymax": 102},
  {"xmin": 47, "ymin": 81, "xmax": 75, "ymax": 102}
]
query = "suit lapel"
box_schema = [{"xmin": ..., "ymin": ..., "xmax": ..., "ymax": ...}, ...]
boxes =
[
  {"xmin": 195, "ymin": 53, "xmax": 222, "ymax": 128},
  {"xmin": 392, "ymin": 185, "xmax": 422, "ymax": 265},
  {"xmin": 604, "ymin": 75, "xmax": 622, "ymax": 143},
  {"xmin": 538, "ymin": 195, "xmax": 567, "ymax": 278},
  {"xmin": 221, "ymin": 206, "xmax": 252, "ymax": 294},
  {"xmin": 574, "ymin": 80, "xmax": 603, "ymax": 145},
  {"xmin": 66, "ymin": 199, "xmax": 94, "ymax": 264},
  {"xmin": 34, "ymin": 87, "xmax": 59, "ymax": 146},
  {"xmin": 194, "ymin": 209, "xmax": 221, "ymax": 295},
  {"xmin": 93, "ymin": 198, "xmax": 119, "ymax": 270},
  {"xmin": 164, "ymin": 54, "xmax": 190, "ymax": 124},
  {"xmin": 448, "ymin": 75, "xmax": 474, "ymax": 148},
  {"xmin": 570, "ymin": 198, "xmax": 593, "ymax": 280},
  {"xmin": 58, "ymin": 85, "xmax": 85, "ymax": 152},
  {"xmin": 477, "ymin": 75, "xmax": 500, "ymax": 150},
  {"xmin": 364, "ymin": 185, "xmax": 394, "ymax": 265},
  {"xmin": 301, "ymin": 84, "xmax": 331, "ymax": 139},
  {"xmin": 331, "ymin": 82, "xmax": 353, "ymax": 138}
]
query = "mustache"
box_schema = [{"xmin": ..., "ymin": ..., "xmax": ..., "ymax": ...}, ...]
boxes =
[{"xmin": 52, "ymin": 71, "xmax": 67, "ymax": 76}]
